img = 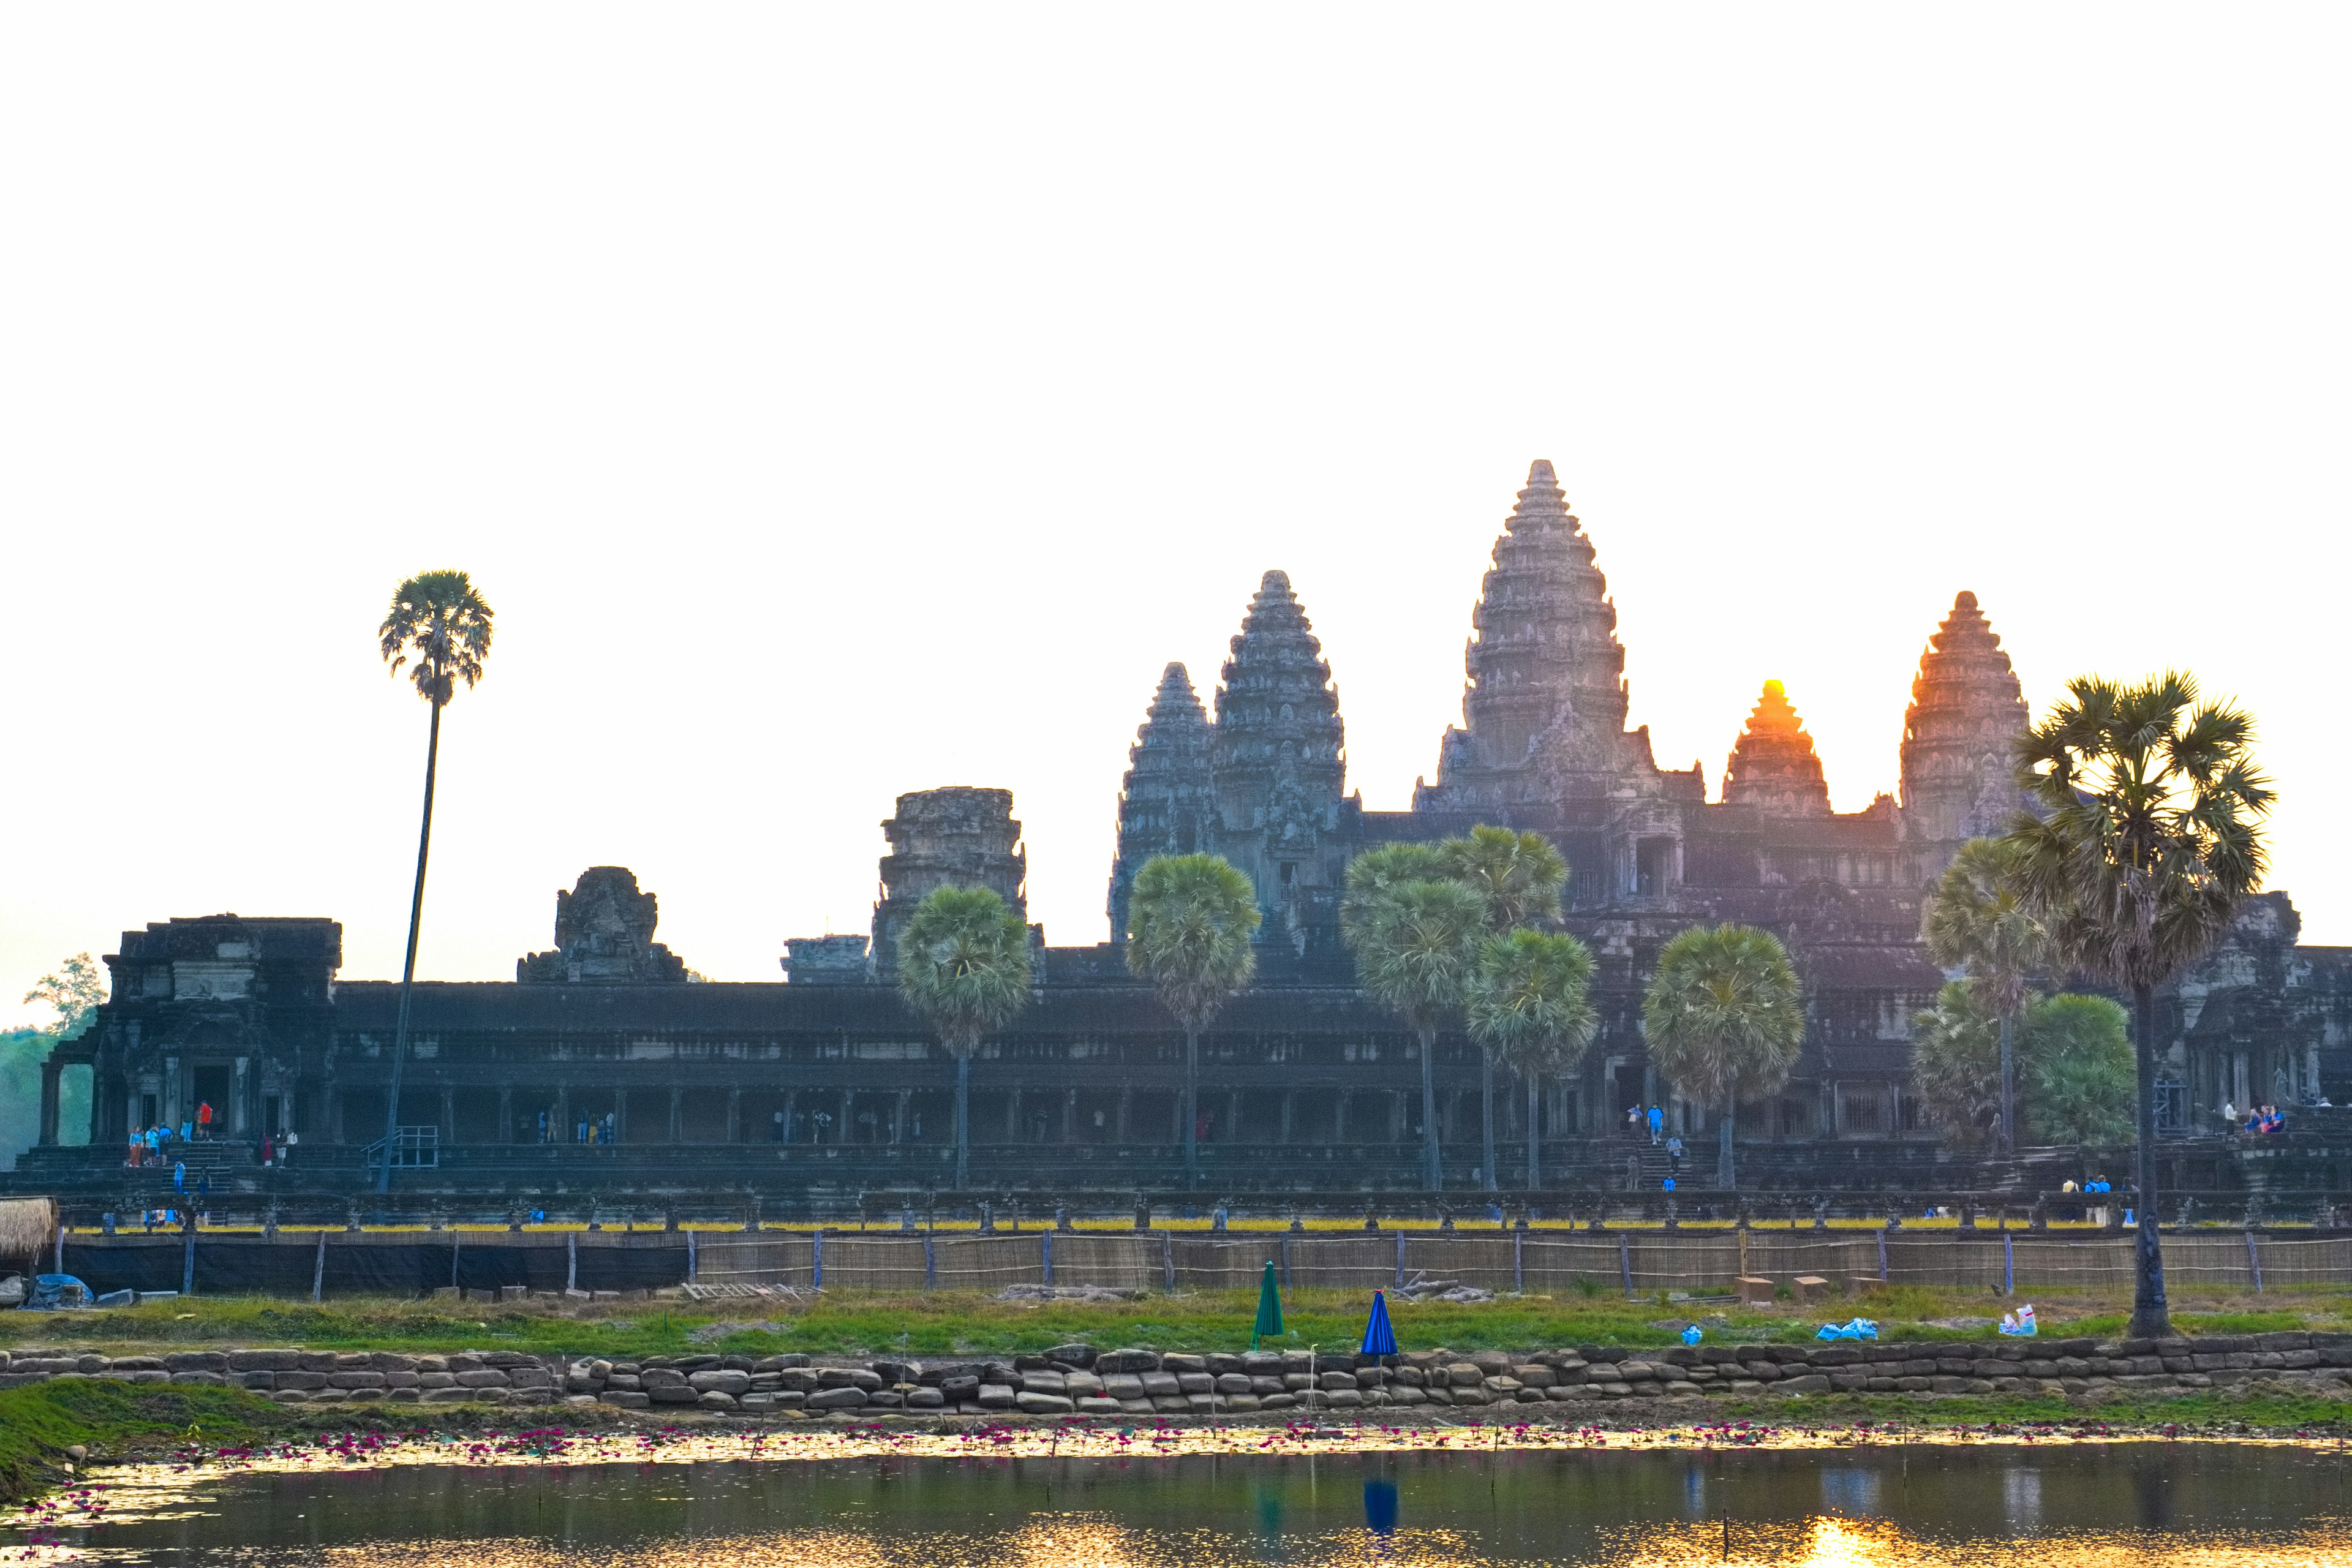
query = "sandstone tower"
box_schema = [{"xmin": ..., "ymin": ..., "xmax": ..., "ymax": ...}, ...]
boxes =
[
  {"xmin": 1723, "ymin": 680, "xmax": 1833, "ymax": 818},
  {"xmin": 516, "ymin": 867, "xmax": 690, "ymax": 982},
  {"xmin": 1898, "ymin": 591, "xmax": 2031, "ymax": 885},
  {"xmin": 1106, "ymin": 662, "xmax": 1216, "ymax": 942},
  {"xmin": 870, "ymin": 787, "xmax": 1028, "ymax": 977},
  {"xmin": 1415, "ymin": 459, "xmax": 1664, "ymax": 815}
]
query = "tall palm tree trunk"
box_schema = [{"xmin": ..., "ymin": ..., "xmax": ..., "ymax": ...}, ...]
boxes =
[
  {"xmin": 1419, "ymin": 1025, "xmax": 1441, "ymax": 1190},
  {"xmin": 953, "ymin": 1051, "xmax": 971, "ymax": 1190},
  {"xmin": 1525, "ymin": 1076, "xmax": 1541, "ymax": 1191},
  {"xmin": 1184, "ymin": 1025, "xmax": 1199, "ymax": 1187},
  {"xmin": 1480, "ymin": 1047, "xmax": 1498, "ymax": 1192},
  {"xmin": 1717, "ymin": 1101, "xmax": 1736, "ymax": 1190},
  {"xmin": 377, "ymin": 698, "xmax": 442, "ymax": 1194},
  {"xmin": 1998, "ymin": 1008, "xmax": 2016, "ymax": 1156},
  {"xmin": 2128, "ymin": 981, "xmax": 2170, "ymax": 1338}
]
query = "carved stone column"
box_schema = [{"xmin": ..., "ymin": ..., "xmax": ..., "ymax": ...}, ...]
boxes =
[
  {"xmin": 438, "ymin": 1085, "xmax": 454, "ymax": 1142},
  {"xmin": 669, "ymin": 1088, "xmax": 684, "ymax": 1143},
  {"xmin": 37, "ymin": 1057, "xmax": 61, "ymax": 1147},
  {"xmin": 725, "ymin": 1087, "xmax": 742, "ymax": 1144},
  {"xmin": 497, "ymin": 1087, "xmax": 514, "ymax": 1144}
]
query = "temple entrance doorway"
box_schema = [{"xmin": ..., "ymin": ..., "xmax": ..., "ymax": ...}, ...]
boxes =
[{"xmin": 190, "ymin": 1063, "xmax": 233, "ymax": 1135}]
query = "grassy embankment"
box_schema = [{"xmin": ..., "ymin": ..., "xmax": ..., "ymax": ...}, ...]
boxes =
[{"xmin": 4, "ymin": 1282, "xmax": 2347, "ymax": 1360}]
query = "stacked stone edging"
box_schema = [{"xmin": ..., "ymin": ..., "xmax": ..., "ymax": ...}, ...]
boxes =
[{"xmin": 4, "ymin": 1332, "xmax": 2346, "ymax": 1414}]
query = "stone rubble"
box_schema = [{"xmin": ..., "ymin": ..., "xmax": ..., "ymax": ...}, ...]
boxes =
[{"xmin": 3, "ymin": 1331, "xmax": 2348, "ymax": 1415}]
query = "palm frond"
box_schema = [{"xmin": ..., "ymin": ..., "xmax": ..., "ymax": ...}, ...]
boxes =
[{"xmin": 896, "ymin": 886, "xmax": 1033, "ymax": 1055}]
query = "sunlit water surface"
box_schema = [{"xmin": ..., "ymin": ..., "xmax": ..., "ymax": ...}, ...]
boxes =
[{"xmin": 12, "ymin": 1441, "xmax": 2352, "ymax": 1566}]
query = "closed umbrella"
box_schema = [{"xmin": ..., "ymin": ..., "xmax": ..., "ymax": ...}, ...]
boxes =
[
  {"xmin": 1253, "ymin": 1259, "xmax": 1284, "ymax": 1349},
  {"xmin": 1360, "ymin": 1287, "xmax": 1398, "ymax": 1357}
]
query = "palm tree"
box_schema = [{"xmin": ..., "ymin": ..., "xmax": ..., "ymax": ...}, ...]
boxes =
[
  {"xmin": 1908, "ymin": 979, "xmax": 2002, "ymax": 1152},
  {"xmin": 1642, "ymin": 924, "xmax": 1804, "ymax": 1189},
  {"xmin": 1341, "ymin": 852, "xmax": 1488, "ymax": 1191},
  {"xmin": 1922, "ymin": 837, "xmax": 2055, "ymax": 1155},
  {"xmin": 1125, "ymin": 854, "xmax": 1261, "ymax": 1186},
  {"xmin": 2022, "ymin": 992, "xmax": 2135, "ymax": 1157},
  {"xmin": 375, "ymin": 571, "xmax": 493, "ymax": 1193},
  {"xmin": 1444, "ymin": 824, "xmax": 1567, "ymax": 932},
  {"xmin": 1464, "ymin": 929, "xmax": 1597, "ymax": 1191},
  {"xmin": 1444, "ymin": 826, "xmax": 1569, "ymax": 1189},
  {"xmin": 896, "ymin": 885, "xmax": 1033, "ymax": 1190},
  {"xmin": 2010, "ymin": 671, "xmax": 2272, "ymax": 1339}
]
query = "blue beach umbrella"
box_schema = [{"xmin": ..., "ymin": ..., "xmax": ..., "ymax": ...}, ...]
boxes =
[{"xmin": 1360, "ymin": 1288, "xmax": 1399, "ymax": 1357}]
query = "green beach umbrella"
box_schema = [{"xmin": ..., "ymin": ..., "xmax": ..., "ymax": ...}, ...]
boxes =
[{"xmin": 1253, "ymin": 1259, "xmax": 1284, "ymax": 1348}]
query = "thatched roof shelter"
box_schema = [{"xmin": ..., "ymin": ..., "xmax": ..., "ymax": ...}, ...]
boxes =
[{"xmin": 0, "ymin": 1197, "xmax": 58, "ymax": 1265}]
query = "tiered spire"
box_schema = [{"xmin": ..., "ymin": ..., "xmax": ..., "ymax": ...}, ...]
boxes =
[
  {"xmin": 1211, "ymin": 570, "xmax": 1345, "ymax": 846},
  {"xmin": 1722, "ymin": 680, "xmax": 1831, "ymax": 818},
  {"xmin": 1106, "ymin": 663, "xmax": 1216, "ymax": 939},
  {"xmin": 1899, "ymin": 590, "xmax": 2030, "ymax": 878},
  {"xmin": 1417, "ymin": 459, "xmax": 1659, "ymax": 812}
]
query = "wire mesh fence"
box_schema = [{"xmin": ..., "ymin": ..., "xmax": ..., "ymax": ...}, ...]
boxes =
[{"xmin": 42, "ymin": 1226, "xmax": 2352, "ymax": 1300}]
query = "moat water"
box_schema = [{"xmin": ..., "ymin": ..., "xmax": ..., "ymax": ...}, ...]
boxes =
[{"xmin": 13, "ymin": 1441, "xmax": 2351, "ymax": 1566}]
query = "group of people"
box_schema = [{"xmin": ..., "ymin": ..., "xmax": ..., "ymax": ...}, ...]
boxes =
[
  {"xmin": 124, "ymin": 1114, "xmax": 297, "ymax": 1169},
  {"xmin": 2224, "ymin": 1100, "xmax": 2289, "ymax": 1134}
]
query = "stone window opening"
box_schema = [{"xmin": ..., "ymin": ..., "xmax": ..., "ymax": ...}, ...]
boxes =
[{"xmin": 1634, "ymin": 837, "xmax": 1676, "ymax": 896}]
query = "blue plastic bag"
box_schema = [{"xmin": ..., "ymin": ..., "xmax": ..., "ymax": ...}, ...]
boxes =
[
  {"xmin": 1815, "ymin": 1316, "xmax": 1879, "ymax": 1341},
  {"xmin": 1681, "ymin": 1324, "xmax": 1703, "ymax": 1346}
]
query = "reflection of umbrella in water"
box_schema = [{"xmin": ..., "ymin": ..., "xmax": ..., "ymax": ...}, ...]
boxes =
[
  {"xmin": 1360, "ymin": 1288, "xmax": 1398, "ymax": 1357},
  {"xmin": 1363, "ymin": 1477, "xmax": 1399, "ymax": 1536}
]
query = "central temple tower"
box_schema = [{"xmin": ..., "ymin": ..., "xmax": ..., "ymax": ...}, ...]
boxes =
[{"xmin": 1413, "ymin": 460, "xmax": 1666, "ymax": 815}]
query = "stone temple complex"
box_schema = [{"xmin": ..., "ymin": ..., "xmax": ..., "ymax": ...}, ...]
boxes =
[{"xmin": 18, "ymin": 462, "xmax": 2352, "ymax": 1206}]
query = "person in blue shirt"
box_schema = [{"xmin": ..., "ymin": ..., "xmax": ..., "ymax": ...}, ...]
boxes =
[{"xmin": 1647, "ymin": 1105, "xmax": 1664, "ymax": 1145}]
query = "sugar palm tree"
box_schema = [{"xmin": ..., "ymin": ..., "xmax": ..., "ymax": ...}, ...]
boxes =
[
  {"xmin": 2010, "ymin": 671, "xmax": 2272, "ymax": 1340},
  {"xmin": 2022, "ymin": 992, "xmax": 2135, "ymax": 1156},
  {"xmin": 1444, "ymin": 824, "xmax": 1567, "ymax": 932},
  {"xmin": 1922, "ymin": 836, "xmax": 2056, "ymax": 1156},
  {"xmin": 1908, "ymin": 979, "xmax": 2002, "ymax": 1152},
  {"xmin": 1465, "ymin": 929, "xmax": 1597, "ymax": 1191},
  {"xmin": 375, "ymin": 570, "xmax": 493, "ymax": 1193},
  {"xmin": 1342, "ymin": 850, "xmax": 1487, "ymax": 1191},
  {"xmin": 1642, "ymin": 924, "xmax": 1804, "ymax": 1190},
  {"xmin": 1125, "ymin": 853, "xmax": 1261, "ymax": 1186},
  {"xmin": 897, "ymin": 886, "xmax": 1033, "ymax": 1190}
]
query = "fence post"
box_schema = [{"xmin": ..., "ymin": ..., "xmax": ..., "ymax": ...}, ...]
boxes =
[
  {"xmin": 450, "ymin": 1228, "xmax": 462, "ymax": 1289},
  {"xmin": 182, "ymin": 1229, "xmax": 195, "ymax": 1297},
  {"xmin": 1395, "ymin": 1231, "xmax": 1404, "ymax": 1287},
  {"xmin": 1280, "ymin": 1234, "xmax": 1291, "ymax": 1290},
  {"xmin": 2247, "ymin": 1229, "xmax": 2264, "ymax": 1294},
  {"xmin": 312, "ymin": 1231, "xmax": 326, "ymax": 1303},
  {"xmin": 1875, "ymin": 1226, "xmax": 1888, "ymax": 1282},
  {"xmin": 688, "ymin": 1227, "xmax": 698, "ymax": 1283},
  {"xmin": 567, "ymin": 1231, "xmax": 578, "ymax": 1293},
  {"xmin": 55, "ymin": 1223, "xmax": 64, "ymax": 1275},
  {"xmin": 813, "ymin": 1229, "xmax": 824, "ymax": 1289},
  {"xmin": 2002, "ymin": 1232, "xmax": 2015, "ymax": 1297},
  {"xmin": 924, "ymin": 1234, "xmax": 937, "ymax": 1290},
  {"xmin": 1618, "ymin": 1232, "xmax": 1633, "ymax": 1297},
  {"xmin": 1042, "ymin": 1231, "xmax": 1054, "ymax": 1284},
  {"xmin": 1513, "ymin": 1227, "xmax": 1524, "ymax": 1293},
  {"xmin": 1162, "ymin": 1230, "xmax": 1174, "ymax": 1292}
]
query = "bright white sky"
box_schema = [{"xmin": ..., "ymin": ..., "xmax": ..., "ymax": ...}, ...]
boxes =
[{"xmin": 4, "ymin": 8, "xmax": 2347, "ymax": 1023}]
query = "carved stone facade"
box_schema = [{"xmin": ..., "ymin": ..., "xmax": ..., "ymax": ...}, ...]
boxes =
[
  {"xmin": 870, "ymin": 787, "xmax": 1029, "ymax": 978},
  {"xmin": 517, "ymin": 867, "xmax": 689, "ymax": 983},
  {"xmin": 1896, "ymin": 590, "xmax": 2034, "ymax": 885},
  {"xmin": 18, "ymin": 459, "xmax": 2348, "ymax": 1200},
  {"xmin": 1724, "ymin": 681, "xmax": 1832, "ymax": 820},
  {"xmin": 1106, "ymin": 663, "xmax": 1216, "ymax": 942}
]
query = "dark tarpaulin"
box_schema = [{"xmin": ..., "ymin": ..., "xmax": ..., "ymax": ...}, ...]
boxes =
[
  {"xmin": 322, "ymin": 1242, "xmax": 456, "ymax": 1297},
  {"xmin": 453, "ymin": 1245, "xmax": 569, "ymax": 1292},
  {"xmin": 194, "ymin": 1239, "xmax": 326, "ymax": 1297},
  {"xmin": 575, "ymin": 1243, "xmax": 688, "ymax": 1292},
  {"xmin": 62, "ymin": 1242, "xmax": 184, "ymax": 1295}
]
